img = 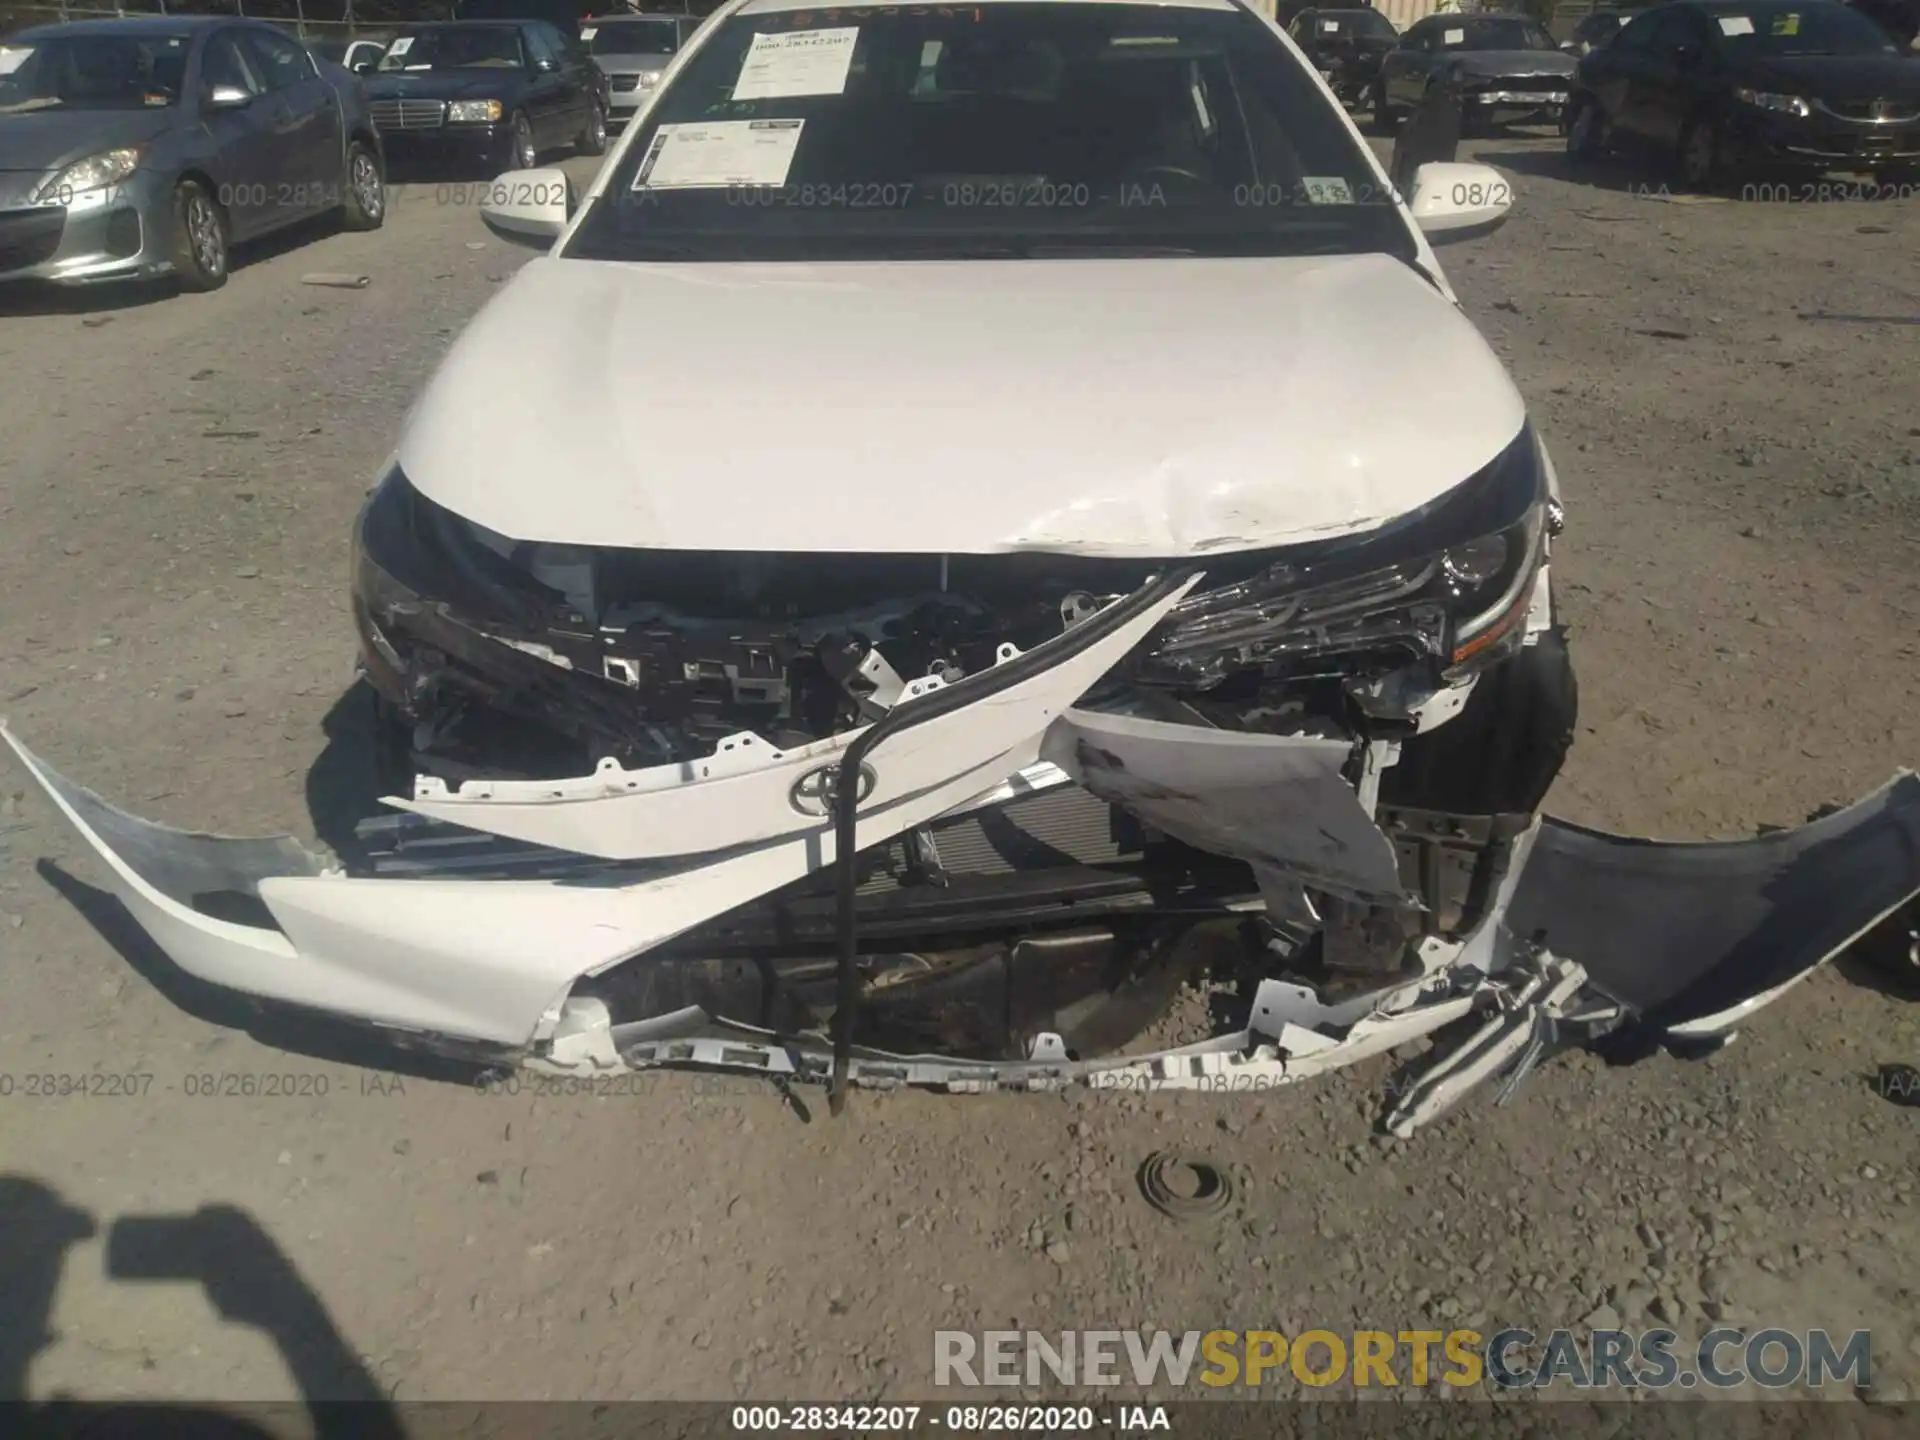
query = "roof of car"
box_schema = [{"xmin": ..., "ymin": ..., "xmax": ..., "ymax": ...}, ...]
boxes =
[
  {"xmin": 737, "ymin": 0, "xmax": 1238, "ymax": 13},
  {"xmin": 10, "ymin": 15, "xmax": 231, "ymax": 40}
]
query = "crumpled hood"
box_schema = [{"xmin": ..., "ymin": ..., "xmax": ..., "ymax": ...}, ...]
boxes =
[
  {"xmin": 1450, "ymin": 50, "xmax": 1576, "ymax": 80},
  {"xmin": 398, "ymin": 252, "xmax": 1528, "ymax": 558},
  {"xmin": 362, "ymin": 71, "xmax": 516, "ymax": 102},
  {"xmin": 0, "ymin": 108, "xmax": 177, "ymax": 180}
]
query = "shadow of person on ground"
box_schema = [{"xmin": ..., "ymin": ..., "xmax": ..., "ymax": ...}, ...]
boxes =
[{"xmin": 1, "ymin": 1176, "xmax": 406, "ymax": 1438}]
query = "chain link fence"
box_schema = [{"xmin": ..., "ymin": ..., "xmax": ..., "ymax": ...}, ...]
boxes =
[{"xmin": 0, "ymin": 2, "xmax": 453, "ymax": 40}]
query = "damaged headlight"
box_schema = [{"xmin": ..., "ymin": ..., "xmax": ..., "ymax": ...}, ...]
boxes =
[{"xmin": 1136, "ymin": 427, "xmax": 1548, "ymax": 689}]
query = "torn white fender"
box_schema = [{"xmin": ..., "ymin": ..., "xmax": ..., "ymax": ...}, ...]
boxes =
[
  {"xmin": 1040, "ymin": 708, "xmax": 1408, "ymax": 904},
  {"xmin": 388, "ymin": 580, "xmax": 1200, "ymax": 861},
  {"xmin": 0, "ymin": 578, "xmax": 1195, "ymax": 1047}
]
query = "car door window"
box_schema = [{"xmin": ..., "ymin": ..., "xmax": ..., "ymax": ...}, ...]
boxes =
[
  {"xmin": 240, "ymin": 27, "xmax": 313, "ymax": 91},
  {"xmin": 202, "ymin": 30, "xmax": 263, "ymax": 96},
  {"xmin": 525, "ymin": 25, "xmax": 561, "ymax": 71},
  {"xmin": 1611, "ymin": 11, "xmax": 1664, "ymax": 52},
  {"xmin": 1399, "ymin": 22, "xmax": 1434, "ymax": 54}
]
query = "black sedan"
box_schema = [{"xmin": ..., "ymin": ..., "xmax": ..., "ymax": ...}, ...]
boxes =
[
  {"xmin": 1566, "ymin": 0, "xmax": 1920, "ymax": 188},
  {"xmin": 363, "ymin": 20, "xmax": 607, "ymax": 176},
  {"xmin": 1373, "ymin": 13, "xmax": 1577, "ymax": 133},
  {"xmin": 1287, "ymin": 7, "xmax": 1400, "ymax": 106}
]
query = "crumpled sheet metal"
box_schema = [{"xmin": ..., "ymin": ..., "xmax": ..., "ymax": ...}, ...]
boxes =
[{"xmin": 1504, "ymin": 773, "xmax": 1920, "ymax": 1035}]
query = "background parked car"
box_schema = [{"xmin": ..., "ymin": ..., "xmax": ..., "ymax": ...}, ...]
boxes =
[
  {"xmin": 1374, "ymin": 12, "xmax": 1577, "ymax": 133},
  {"xmin": 1566, "ymin": 0, "xmax": 1920, "ymax": 189},
  {"xmin": 1287, "ymin": 7, "xmax": 1400, "ymax": 107},
  {"xmin": 582, "ymin": 12, "xmax": 697, "ymax": 129},
  {"xmin": 363, "ymin": 20, "xmax": 607, "ymax": 176},
  {"xmin": 0, "ymin": 16, "xmax": 384, "ymax": 292}
]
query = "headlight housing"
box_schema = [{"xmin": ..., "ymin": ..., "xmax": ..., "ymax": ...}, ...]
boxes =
[
  {"xmin": 1734, "ymin": 88, "xmax": 1811, "ymax": 118},
  {"xmin": 1135, "ymin": 427, "xmax": 1549, "ymax": 690},
  {"xmin": 33, "ymin": 147, "xmax": 141, "ymax": 205},
  {"xmin": 447, "ymin": 99, "xmax": 504, "ymax": 123}
]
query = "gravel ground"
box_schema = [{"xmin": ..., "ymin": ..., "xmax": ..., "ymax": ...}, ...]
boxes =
[{"xmin": 1, "ymin": 133, "xmax": 1917, "ymax": 1411}]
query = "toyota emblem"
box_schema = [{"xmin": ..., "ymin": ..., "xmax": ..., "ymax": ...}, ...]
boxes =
[{"xmin": 790, "ymin": 761, "xmax": 878, "ymax": 817}]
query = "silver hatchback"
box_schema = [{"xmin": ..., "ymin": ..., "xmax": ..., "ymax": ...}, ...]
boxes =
[{"xmin": 0, "ymin": 16, "xmax": 384, "ymax": 292}]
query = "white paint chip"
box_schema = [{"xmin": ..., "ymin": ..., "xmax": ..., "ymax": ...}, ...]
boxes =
[{"xmin": 731, "ymin": 27, "xmax": 858, "ymax": 101}]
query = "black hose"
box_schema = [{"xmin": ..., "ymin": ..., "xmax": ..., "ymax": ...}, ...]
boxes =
[{"xmin": 826, "ymin": 568, "xmax": 1197, "ymax": 1116}]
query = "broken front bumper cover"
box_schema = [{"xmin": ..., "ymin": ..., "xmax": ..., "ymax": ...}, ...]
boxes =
[{"xmin": 5, "ymin": 571, "xmax": 1917, "ymax": 1128}]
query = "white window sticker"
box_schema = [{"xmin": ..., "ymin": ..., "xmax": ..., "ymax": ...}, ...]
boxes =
[
  {"xmin": 387, "ymin": 36, "xmax": 414, "ymax": 57},
  {"xmin": 1301, "ymin": 176, "xmax": 1354, "ymax": 205},
  {"xmin": 580, "ymin": 26, "xmax": 598, "ymax": 41},
  {"xmin": 1321, "ymin": 19, "xmax": 1342, "ymax": 32},
  {"xmin": 632, "ymin": 119, "xmax": 806, "ymax": 189},
  {"xmin": 1443, "ymin": 27, "xmax": 1466, "ymax": 44},
  {"xmin": 1718, "ymin": 16, "xmax": 1754, "ymax": 34},
  {"xmin": 731, "ymin": 27, "xmax": 858, "ymax": 101},
  {"xmin": 0, "ymin": 46, "xmax": 30, "ymax": 76}
]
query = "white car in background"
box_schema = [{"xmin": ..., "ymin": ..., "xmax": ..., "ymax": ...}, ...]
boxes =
[{"xmin": 11, "ymin": 0, "xmax": 1917, "ymax": 1137}]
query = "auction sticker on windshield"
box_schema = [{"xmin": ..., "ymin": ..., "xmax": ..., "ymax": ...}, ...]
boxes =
[
  {"xmin": 732, "ymin": 28, "xmax": 859, "ymax": 100},
  {"xmin": 0, "ymin": 47, "xmax": 28, "ymax": 76},
  {"xmin": 633, "ymin": 119, "xmax": 806, "ymax": 189},
  {"xmin": 1301, "ymin": 176, "xmax": 1354, "ymax": 204},
  {"xmin": 387, "ymin": 36, "xmax": 414, "ymax": 57},
  {"xmin": 1718, "ymin": 15, "xmax": 1754, "ymax": 34},
  {"xmin": 1443, "ymin": 28, "xmax": 1465, "ymax": 44}
]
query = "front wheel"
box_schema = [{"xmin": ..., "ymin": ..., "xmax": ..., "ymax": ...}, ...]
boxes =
[
  {"xmin": 577, "ymin": 98, "xmax": 608, "ymax": 157},
  {"xmin": 170, "ymin": 179, "xmax": 228, "ymax": 292},
  {"xmin": 500, "ymin": 111, "xmax": 537, "ymax": 172},
  {"xmin": 338, "ymin": 140, "xmax": 386, "ymax": 231},
  {"xmin": 1678, "ymin": 115, "xmax": 1732, "ymax": 192},
  {"xmin": 1566, "ymin": 98, "xmax": 1609, "ymax": 163}
]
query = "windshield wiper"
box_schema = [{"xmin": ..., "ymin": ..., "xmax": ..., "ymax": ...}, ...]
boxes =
[{"xmin": 1024, "ymin": 244, "xmax": 1197, "ymax": 257}]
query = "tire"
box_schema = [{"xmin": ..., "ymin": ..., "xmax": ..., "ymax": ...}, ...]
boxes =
[
  {"xmin": 170, "ymin": 179, "xmax": 228, "ymax": 292},
  {"xmin": 1677, "ymin": 114, "xmax": 1730, "ymax": 193},
  {"xmin": 338, "ymin": 139, "xmax": 386, "ymax": 231},
  {"xmin": 1372, "ymin": 81, "xmax": 1398, "ymax": 135},
  {"xmin": 501, "ymin": 111, "xmax": 537, "ymax": 172},
  {"xmin": 1566, "ymin": 97, "xmax": 1608, "ymax": 164},
  {"xmin": 577, "ymin": 98, "xmax": 608, "ymax": 157}
]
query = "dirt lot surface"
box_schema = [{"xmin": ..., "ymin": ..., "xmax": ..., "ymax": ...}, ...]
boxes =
[{"xmin": 2, "ymin": 132, "xmax": 1918, "ymax": 1413}]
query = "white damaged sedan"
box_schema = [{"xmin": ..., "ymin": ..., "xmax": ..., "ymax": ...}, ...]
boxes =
[{"xmin": 9, "ymin": 0, "xmax": 1917, "ymax": 1131}]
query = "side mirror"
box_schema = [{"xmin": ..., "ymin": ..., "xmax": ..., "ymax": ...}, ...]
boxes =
[
  {"xmin": 206, "ymin": 85, "xmax": 253, "ymax": 109},
  {"xmin": 532, "ymin": 56, "xmax": 558, "ymax": 73},
  {"xmin": 1407, "ymin": 160, "xmax": 1512, "ymax": 242},
  {"xmin": 1672, "ymin": 42, "xmax": 1701, "ymax": 67},
  {"xmin": 478, "ymin": 166, "xmax": 574, "ymax": 248}
]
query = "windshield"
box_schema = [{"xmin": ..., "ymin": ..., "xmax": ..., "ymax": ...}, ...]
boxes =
[
  {"xmin": 1310, "ymin": 12, "xmax": 1399, "ymax": 41},
  {"xmin": 0, "ymin": 32, "xmax": 191, "ymax": 112},
  {"xmin": 1436, "ymin": 18, "xmax": 1558, "ymax": 50},
  {"xmin": 1706, "ymin": 4, "xmax": 1899, "ymax": 53},
  {"xmin": 378, "ymin": 26, "xmax": 525, "ymax": 71},
  {"xmin": 589, "ymin": 20, "xmax": 681, "ymax": 56},
  {"xmin": 567, "ymin": 3, "xmax": 1413, "ymax": 265}
]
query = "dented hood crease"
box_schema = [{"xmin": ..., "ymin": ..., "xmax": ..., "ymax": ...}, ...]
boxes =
[{"xmin": 397, "ymin": 253, "xmax": 1528, "ymax": 557}]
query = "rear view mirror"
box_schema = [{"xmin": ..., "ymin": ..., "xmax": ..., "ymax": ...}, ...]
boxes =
[
  {"xmin": 1407, "ymin": 161, "xmax": 1513, "ymax": 243},
  {"xmin": 478, "ymin": 166, "xmax": 574, "ymax": 249}
]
